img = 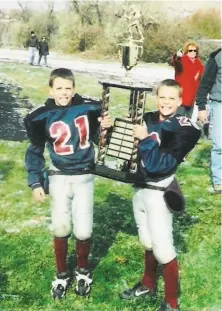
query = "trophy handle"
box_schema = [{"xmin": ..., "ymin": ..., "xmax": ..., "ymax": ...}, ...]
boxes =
[
  {"xmin": 137, "ymin": 45, "xmax": 143, "ymax": 60},
  {"xmin": 118, "ymin": 44, "xmax": 131, "ymax": 70},
  {"xmin": 118, "ymin": 44, "xmax": 122, "ymax": 64}
]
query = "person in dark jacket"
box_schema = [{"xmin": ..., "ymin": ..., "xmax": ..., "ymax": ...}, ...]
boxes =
[
  {"xmin": 196, "ymin": 48, "xmax": 221, "ymax": 194},
  {"xmin": 26, "ymin": 31, "xmax": 39, "ymax": 65},
  {"xmin": 38, "ymin": 36, "xmax": 49, "ymax": 67}
]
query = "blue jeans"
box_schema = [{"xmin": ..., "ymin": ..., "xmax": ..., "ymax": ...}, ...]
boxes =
[
  {"xmin": 210, "ymin": 101, "xmax": 222, "ymax": 185},
  {"xmin": 28, "ymin": 47, "xmax": 37, "ymax": 64},
  {"xmin": 38, "ymin": 54, "xmax": 48, "ymax": 66}
]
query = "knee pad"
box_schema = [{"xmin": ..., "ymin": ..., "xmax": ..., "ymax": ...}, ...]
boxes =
[
  {"xmin": 74, "ymin": 229, "xmax": 92, "ymax": 241},
  {"xmin": 153, "ymin": 245, "xmax": 176, "ymax": 265},
  {"xmin": 139, "ymin": 235, "xmax": 152, "ymax": 250},
  {"xmin": 53, "ymin": 222, "xmax": 72, "ymax": 238}
]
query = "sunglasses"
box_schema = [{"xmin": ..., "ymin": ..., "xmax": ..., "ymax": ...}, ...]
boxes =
[{"xmin": 188, "ymin": 49, "xmax": 197, "ymax": 52}]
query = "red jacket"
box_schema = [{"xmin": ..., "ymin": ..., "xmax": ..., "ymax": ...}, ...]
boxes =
[{"xmin": 173, "ymin": 54, "xmax": 204, "ymax": 107}]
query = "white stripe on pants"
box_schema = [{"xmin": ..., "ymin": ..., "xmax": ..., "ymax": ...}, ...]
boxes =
[{"xmin": 49, "ymin": 173, "xmax": 94, "ymax": 240}]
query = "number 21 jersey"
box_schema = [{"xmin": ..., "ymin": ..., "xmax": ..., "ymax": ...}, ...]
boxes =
[{"xmin": 24, "ymin": 94, "xmax": 101, "ymax": 186}]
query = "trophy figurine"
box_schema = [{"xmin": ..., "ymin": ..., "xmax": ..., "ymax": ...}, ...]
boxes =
[
  {"xmin": 118, "ymin": 4, "xmax": 144, "ymax": 79},
  {"xmin": 93, "ymin": 5, "xmax": 153, "ymax": 184},
  {"xmin": 119, "ymin": 39, "xmax": 143, "ymax": 72}
]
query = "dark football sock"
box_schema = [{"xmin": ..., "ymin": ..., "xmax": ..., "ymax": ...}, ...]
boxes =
[
  {"xmin": 54, "ymin": 236, "xmax": 68, "ymax": 274},
  {"xmin": 163, "ymin": 257, "xmax": 179, "ymax": 309},
  {"xmin": 142, "ymin": 250, "xmax": 158, "ymax": 288},
  {"xmin": 76, "ymin": 239, "xmax": 90, "ymax": 269}
]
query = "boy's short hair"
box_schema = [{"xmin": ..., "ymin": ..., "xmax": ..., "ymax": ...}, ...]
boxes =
[
  {"xmin": 49, "ymin": 68, "xmax": 75, "ymax": 87},
  {"xmin": 31, "ymin": 31, "xmax": 35, "ymax": 35},
  {"xmin": 156, "ymin": 79, "xmax": 182, "ymax": 97}
]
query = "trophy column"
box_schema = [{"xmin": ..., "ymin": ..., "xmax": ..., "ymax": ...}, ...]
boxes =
[
  {"xmin": 97, "ymin": 83, "xmax": 110, "ymax": 165},
  {"xmin": 129, "ymin": 89, "xmax": 147, "ymax": 172}
]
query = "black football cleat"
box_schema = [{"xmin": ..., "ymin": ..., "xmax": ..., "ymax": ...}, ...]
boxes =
[
  {"xmin": 75, "ymin": 267, "xmax": 93, "ymax": 297},
  {"xmin": 119, "ymin": 281, "xmax": 156, "ymax": 300},
  {"xmin": 51, "ymin": 273, "xmax": 69, "ymax": 299},
  {"xmin": 158, "ymin": 301, "xmax": 180, "ymax": 311}
]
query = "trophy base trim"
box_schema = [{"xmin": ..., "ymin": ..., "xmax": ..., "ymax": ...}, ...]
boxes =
[{"xmin": 93, "ymin": 164, "xmax": 145, "ymax": 184}]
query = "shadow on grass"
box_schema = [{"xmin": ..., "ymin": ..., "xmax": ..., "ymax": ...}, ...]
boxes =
[
  {"xmin": 173, "ymin": 213, "xmax": 199, "ymax": 254},
  {"xmin": 66, "ymin": 189, "xmax": 201, "ymax": 276},
  {"xmin": 0, "ymin": 267, "xmax": 9, "ymax": 297},
  {"xmin": 92, "ymin": 191, "xmax": 200, "ymax": 266},
  {"xmin": 68, "ymin": 189, "xmax": 201, "ymax": 275},
  {"xmin": 91, "ymin": 192, "xmax": 137, "ymax": 269},
  {"xmin": 66, "ymin": 191, "xmax": 136, "ymax": 274},
  {"xmin": 0, "ymin": 82, "xmax": 32, "ymax": 141}
]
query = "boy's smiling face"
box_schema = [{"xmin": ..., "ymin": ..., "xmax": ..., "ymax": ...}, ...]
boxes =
[
  {"xmin": 156, "ymin": 85, "xmax": 182, "ymax": 120},
  {"xmin": 50, "ymin": 77, "xmax": 75, "ymax": 107}
]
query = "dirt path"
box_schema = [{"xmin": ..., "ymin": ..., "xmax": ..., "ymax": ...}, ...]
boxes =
[
  {"xmin": 0, "ymin": 48, "xmax": 174, "ymax": 141},
  {"xmin": 0, "ymin": 48, "xmax": 174, "ymax": 83}
]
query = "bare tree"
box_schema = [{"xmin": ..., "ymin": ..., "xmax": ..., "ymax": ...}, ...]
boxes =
[
  {"xmin": 92, "ymin": 1, "xmax": 103, "ymax": 28},
  {"xmin": 47, "ymin": 1, "xmax": 54, "ymax": 17},
  {"xmin": 17, "ymin": 1, "xmax": 30, "ymax": 22},
  {"xmin": 46, "ymin": 1, "xmax": 56, "ymax": 38},
  {"xmin": 70, "ymin": 1, "xmax": 104, "ymax": 27}
]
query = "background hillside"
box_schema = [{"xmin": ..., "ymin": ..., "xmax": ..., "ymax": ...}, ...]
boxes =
[{"xmin": 0, "ymin": 0, "xmax": 221, "ymax": 63}]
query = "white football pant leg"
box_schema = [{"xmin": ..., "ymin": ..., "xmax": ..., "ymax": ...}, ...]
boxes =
[
  {"xmin": 49, "ymin": 175, "xmax": 73, "ymax": 237},
  {"xmin": 133, "ymin": 188, "xmax": 176, "ymax": 264},
  {"xmin": 133, "ymin": 190, "xmax": 152, "ymax": 250},
  {"xmin": 71, "ymin": 174, "xmax": 94, "ymax": 241}
]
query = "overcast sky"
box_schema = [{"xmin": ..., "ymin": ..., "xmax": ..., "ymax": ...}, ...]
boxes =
[
  {"xmin": 0, "ymin": 0, "xmax": 221, "ymax": 12},
  {"xmin": 0, "ymin": 0, "xmax": 66, "ymax": 10}
]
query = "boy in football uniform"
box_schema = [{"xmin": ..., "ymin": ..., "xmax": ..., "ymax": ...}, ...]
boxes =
[
  {"xmin": 24, "ymin": 68, "xmax": 111, "ymax": 299},
  {"xmin": 120, "ymin": 79, "xmax": 201, "ymax": 311}
]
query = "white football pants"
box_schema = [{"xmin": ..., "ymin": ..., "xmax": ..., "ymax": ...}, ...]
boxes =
[
  {"xmin": 133, "ymin": 175, "xmax": 176, "ymax": 264},
  {"xmin": 49, "ymin": 173, "xmax": 94, "ymax": 240}
]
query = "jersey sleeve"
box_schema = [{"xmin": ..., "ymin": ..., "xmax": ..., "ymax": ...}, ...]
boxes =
[
  {"xmin": 138, "ymin": 117, "xmax": 201, "ymax": 177},
  {"xmin": 24, "ymin": 107, "xmax": 47, "ymax": 187},
  {"xmin": 25, "ymin": 144, "xmax": 45, "ymax": 187},
  {"xmin": 167, "ymin": 117, "xmax": 201, "ymax": 163},
  {"xmin": 138, "ymin": 134, "xmax": 178, "ymax": 175},
  {"xmin": 24, "ymin": 107, "xmax": 46, "ymax": 147}
]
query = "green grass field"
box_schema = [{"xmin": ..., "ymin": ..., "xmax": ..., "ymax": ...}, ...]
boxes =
[{"xmin": 0, "ymin": 63, "xmax": 221, "ymax": 311}]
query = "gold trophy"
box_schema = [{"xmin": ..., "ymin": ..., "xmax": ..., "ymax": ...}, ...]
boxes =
[
  {"xmin": 119, "ymin": 39, "xmax": 143, "ymax": 71},
  {"xmin": 93, "ymin": 5, "xmax": 152, "ymax": 184}
]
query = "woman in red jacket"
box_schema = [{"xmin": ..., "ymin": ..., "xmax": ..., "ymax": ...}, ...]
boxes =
[{"xmin": 171, "ymin": 40, "xmax": 204, "ymax": 118}]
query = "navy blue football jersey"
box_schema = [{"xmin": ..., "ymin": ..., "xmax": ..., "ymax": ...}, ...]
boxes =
[
  {"xmin": 137, "ymin": 111, "xmax": 201, "ymax": 180},
  {"xmin": 24, "ymin": 94, "xmax": 101, "ymax": 186}
]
